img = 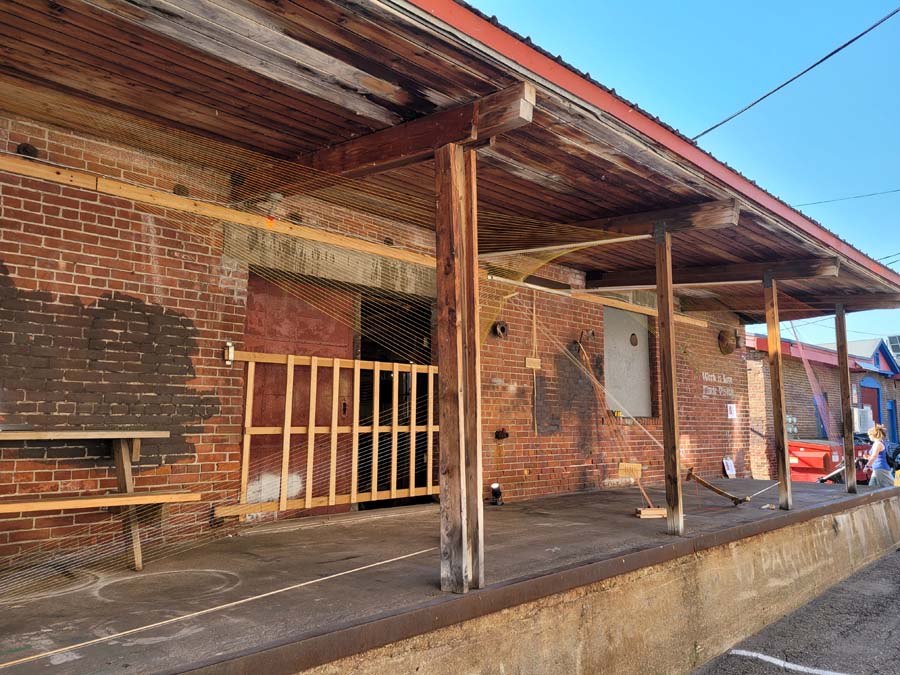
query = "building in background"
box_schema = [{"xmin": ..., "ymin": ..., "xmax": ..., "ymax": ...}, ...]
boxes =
[{"xmin": 747, "ymin": 334, "xmax": 900, "ymax": 478}]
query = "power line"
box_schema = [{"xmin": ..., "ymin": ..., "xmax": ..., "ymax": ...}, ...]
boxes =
[
  {"xmin": 692, "ymin": 6, "xmax": 900, "ymax": 141},
  {"xmin": 794, "ymin": 186, "xmax": 900, "ymax": 207}
]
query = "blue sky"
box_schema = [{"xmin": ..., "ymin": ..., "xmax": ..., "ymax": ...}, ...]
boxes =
[{"xmin": 470, "ymin": 0, "xmax": 900, "ymax": 345}]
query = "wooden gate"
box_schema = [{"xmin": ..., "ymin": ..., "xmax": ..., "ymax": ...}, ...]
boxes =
[{"xmin": 216, "ymin": 350, "xmax": 439, "ymax": 518}]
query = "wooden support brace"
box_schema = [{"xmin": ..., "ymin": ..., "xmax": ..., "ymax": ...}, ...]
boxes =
[
  {"xmin": 835, "ymin": 304, "xmax": 858, "ymax": 494},
  {"xmin": 764, "ymin": 276, "xmax": 793, "ymax": 510},
  {"xmin": 113, "ymin": 439, "xmax": 142, "ymax": 571}
]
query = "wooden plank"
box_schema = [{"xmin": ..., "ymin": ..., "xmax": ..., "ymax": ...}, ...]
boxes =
[
  {"xmin": 435, "ymin": 143, "xmax": 484, "ymax": 593},
  {"xmin": 329, "ymin": 360, "xmax": 340, "ymax": 506},
  {"xmin": 479, "ymin": 233, "xmax": 648, "ymax": 260},
  {"xmin": 231, "ymin": 352, "xmax": 440, "ymax": 372},
  {"xmin": 279, "ymin": 355, "xmax": 296, "ymax": 512},
  {"xmin": 764, "ymin": 277, "xmax": 793, "ymax": 510},
  {"xmin": 655, "ymin": 226, "xmax": 683, "ymax": 536},
  {"xmin": 391, "ymin": 362, "xmax": 400, "ymax": 499},
  {"xmin": 585, "ymin": 257, "xmax": 841, "ymax": 291},
  {"xmin": 427, "ymin": 365, "xmax": 436, "ymax": 492},
  {"xmin": 305, "ymin": 356, "xmax": 318, "ymax": 510},
  {"xmin": 239, "ymin": 361, "xmax": 255, "ymax": 521},
  {"xmin": 682, "ymin": 293, "xmax": 900, "ymax": 313},
  {"xmin": 572, "ymin": 199, "xmax": 739, "ymax": 237},
  {"xmin": 0, "ymin": 155, "xmax": 436, "ymax": 270},
  {"xmin": 0, "ymin": 430, "xmax": 169, "ymax": 441},
  {"xmin": 304, "ymin": 83, "xmax": 535, "ymax": 178},
  {"xmin": 0, "ymin": 491, "xmax": 201, "ymax": 514},
  {"xmin": 835, "ymin": 304, "xmax": 858, "ymax": 494},
  {"xmin": 409, "ymin": 364, "xmax": 418, "ymax": 494},
  {"xmin": 112, "ymin": 439, "xmax": 142, "ymax": 571},
  {"xmin": 80, "ymin": 0, "xmax": 401, "ymax": 126},
  {"xmin": 351, "ymin": 360, "xmax": 361, "ymax": 504},
  {"xmin": 215, "ymin": 487, "xmax": 434, "ymax": 517},
  {"xmin": 372, "ymin": 362, "xmax": 381, "ymax": 496}
]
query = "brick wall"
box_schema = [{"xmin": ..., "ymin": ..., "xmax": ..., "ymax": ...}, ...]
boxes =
[{"xmin": 0, "ymin": 112, "xmax": 752, "ymax": 560}]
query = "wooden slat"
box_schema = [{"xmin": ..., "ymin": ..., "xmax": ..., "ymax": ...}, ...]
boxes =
[
  {"xmin": 112, "ymin": 439, "xmax": 142, "ymax": 571},
  {"xmin": 427, "ymin": 365, "xmax": 436, "ymax": 492},
  {"xmin": 372, "ymin": 362, "xmax": 381, "ymax": 496},
  {"xmin": 279, "ymin": 355, "xmax": 295, "ymax": 512},
  {"xmin": 351, "ymin": 360, "xmax": 361, "ymax": 504},
  {"xmin": 0, "ymin": 430, "xmax": 170, "ymax": 441},
  {"xmin": 305, "ymin": 356, "xmax": 318, "ymax": 510},
  {"xmin": 572, "ymin": 199, "xmax": 740, "ymax": 237},
  {"xmin": 0, "ymin": 491, "xmax": 201, "ymax": 514},
  {"xmin": 129, "ymin": 438, "xmax": 141, "ymax": 463},
  {"xmin": 329, "ymin": 360, "xmax": 340, "ymax": 506},
  {"xmin": 391, "ymin": 362, "xmax": 400, "ymax": 499},
  {"xmin": 409, "ymin": 364, "xmax": 418, "ymax": 494},
  {"xmin": 655, "ymin": 227, "xmax": 683, "ymax": 536},
  {"xmin": 835, "ymin": 304, "xmax": 858, "ymax": 494},
  {"xmin": 765, "ymin": 277, "xmax": 793, "ymax": 510},
  {"xmin": 239, "ymin": 361, "xmax": 255, "ymax": 520}
]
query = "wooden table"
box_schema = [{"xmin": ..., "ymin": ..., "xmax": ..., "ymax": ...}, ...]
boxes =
[{"xmin": 0, "ymin": 430, "xmax": 201, "ymax": 570}]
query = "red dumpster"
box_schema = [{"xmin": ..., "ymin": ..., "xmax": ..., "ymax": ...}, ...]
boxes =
[
  {"xmin": 788, "ymin": 439, "xmax": 839, "ymax": 482},
  {"xmin": 788, "ymin": 438, "xmax": 873, "ymax": 483}
]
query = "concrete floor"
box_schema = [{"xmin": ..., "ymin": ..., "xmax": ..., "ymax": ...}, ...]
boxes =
[
  {"xmin": 0, "ymin": 479, "xmax": 875, "ymax": 674},
  {"xmin": 695, "ymin": 549, "xmax": 900, "ymax": 675}
]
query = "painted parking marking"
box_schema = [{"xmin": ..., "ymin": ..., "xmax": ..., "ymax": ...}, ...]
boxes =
[{"xmin": 730, "ymin": 649, "xmax": 854, "ymax": 675}]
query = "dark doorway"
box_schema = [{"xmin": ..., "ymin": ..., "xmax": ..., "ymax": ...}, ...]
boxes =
[{"xmin": 357, "ymin": 294, "xmax": 434, "ymax": 509}]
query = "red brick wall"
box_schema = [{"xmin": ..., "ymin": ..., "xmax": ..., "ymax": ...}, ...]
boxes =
[{"xmin": 0, "ymin": 112, "xmax": 753, "ymax": 559}]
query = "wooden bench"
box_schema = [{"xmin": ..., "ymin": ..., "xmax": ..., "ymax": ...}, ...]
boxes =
[{"xmin": 0, "ymin": 430, "xmax": 200, "ymax": 570}]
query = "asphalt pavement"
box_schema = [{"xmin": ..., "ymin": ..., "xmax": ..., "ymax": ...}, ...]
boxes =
[{"xmin": 694, "ymin": 550, "xmax": 900, "ymax": 675}]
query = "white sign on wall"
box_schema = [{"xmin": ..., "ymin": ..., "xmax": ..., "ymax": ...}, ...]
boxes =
[{"xmin": 726, "ymin": 403, "xmax": 737, "ymax": 419}]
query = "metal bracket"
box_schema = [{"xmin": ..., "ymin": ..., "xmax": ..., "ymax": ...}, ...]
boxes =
[{"xmin": 223, "ymin": 341, "xmax": 235, "ymax": 366}]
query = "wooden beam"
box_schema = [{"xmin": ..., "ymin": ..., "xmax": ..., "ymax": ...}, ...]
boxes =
[
  {"xmin": 654, "ymin": 225, "xmax": 683, "ymax": 536},
  {"xmin": 585, "ymin": 257, "xmax": 840, "ymax": 291},
  {"xmin": 480, "ymin": 199, "xmax": 739, "ymax": 257},
  {"xmin": 435, "ymin": 143, "xmax": 484, "ymax": 593},
  {"xmin": 835, "ymin": 304, "xmax": 858, "ymax": 494},
  {"xmin": 0, "ymin": 154, "xmax": 435, "ymax": 269},
  {"xmin": 681, "ymin": 293, "xmax": 900, "ymax": 313},
  {"xmin": 764, "ymin": 277, "xmax": 793, "ymax": 510},
  {"xmin": 302, "ymin": 83, "xmax": 535, "ymax": 178},
  {"xmin": 571, "ymin": 199, "xmax": 739, "ymax": 237}
]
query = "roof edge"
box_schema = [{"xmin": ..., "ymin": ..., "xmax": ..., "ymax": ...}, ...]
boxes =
[{"xmin": 400, "ymin": 0, "xmax": 900, "ymax": 289}]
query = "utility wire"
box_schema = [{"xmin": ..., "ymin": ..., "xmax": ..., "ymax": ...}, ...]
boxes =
[
  {"xmin": 794, "ymin": 186, "xmax": 900, "ymax": 207},
  {"xmin": 692, "ymin": 6, "xmax": 900, "ymax": 141}
]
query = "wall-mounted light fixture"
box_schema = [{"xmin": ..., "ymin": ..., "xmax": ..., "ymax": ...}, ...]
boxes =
[{"xmin": 490, "ymin": 483, "xmax": 503, "ymax": 506}]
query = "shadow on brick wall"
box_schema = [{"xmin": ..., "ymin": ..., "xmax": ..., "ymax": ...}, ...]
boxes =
[{"xmin": 0, "ymin": 262, "xmax": 220, "ymax": 464}]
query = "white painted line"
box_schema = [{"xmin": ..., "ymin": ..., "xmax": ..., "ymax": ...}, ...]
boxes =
[
  {"xmin": 0, "ymin": 547, "xmax": 437, "ymax": 670},
  {"xmin": 730, "ymin": 649, "xmax": 854, "ymax": 675}
]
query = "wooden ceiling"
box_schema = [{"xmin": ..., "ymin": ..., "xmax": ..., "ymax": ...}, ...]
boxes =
[{"xmin": 1, "ymin": 0, "xmax": 898, "ymax": 322}]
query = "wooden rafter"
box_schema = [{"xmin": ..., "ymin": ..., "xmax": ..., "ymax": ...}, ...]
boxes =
[
  {"xmin": 584, "ymin": 257, "xmax": 840, "ymax": 291},
  {"xmin": 480, "ymin": 199, "xmax": 740, "ymax": 257}
]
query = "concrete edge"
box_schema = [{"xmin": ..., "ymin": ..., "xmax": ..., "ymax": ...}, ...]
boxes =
[{"xmin": 182, "ymin": 487, "xmax": 900, "ymax": 675}]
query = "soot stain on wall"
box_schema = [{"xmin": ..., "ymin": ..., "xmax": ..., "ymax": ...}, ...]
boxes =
[
  {"xmin": 0, "ymin": 262, "xmax": 220, "ymax": 464},
  {"xmin": 535, "ymin": 343, "xmax": 602, "ymax": 454}
]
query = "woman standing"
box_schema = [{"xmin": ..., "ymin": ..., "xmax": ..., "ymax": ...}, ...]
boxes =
[{"xmin": 864, "ymin": 424, "xmax": 894, "ymax": 488}]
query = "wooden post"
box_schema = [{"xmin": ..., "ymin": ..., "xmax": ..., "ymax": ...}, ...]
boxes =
[
  {"xmin": 654, "ymin": 225, "xmax": 683, "ymax": 536},
  {"xmin": 434, "ymin": 143, "xmax": 484, "ymax": 593},
  {"xmin": 835, "ymin": 304, "xmax": 858, "ymax": 493},
  {"xmin": 764, "ymin": 276, "xmax": 793, "ymax": 510},
  {"xmin": 113, "ymin": 439, "xmax": 142, "ymax": 571}
]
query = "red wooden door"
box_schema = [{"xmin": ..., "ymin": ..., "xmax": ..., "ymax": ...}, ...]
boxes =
[{"xmin": 861, "ymin": 386, "xmax": 881, "ymax": 423}]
